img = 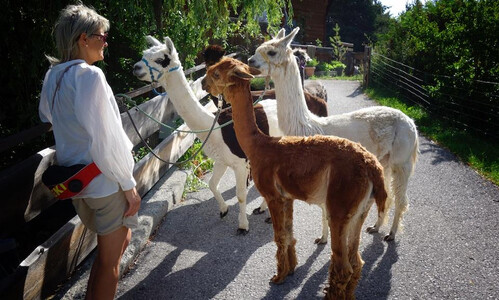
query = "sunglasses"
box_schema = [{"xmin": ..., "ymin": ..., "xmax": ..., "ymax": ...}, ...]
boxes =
[{"xmin": 90, "ymin": 33, "xmax": 109, "ymax": 43}]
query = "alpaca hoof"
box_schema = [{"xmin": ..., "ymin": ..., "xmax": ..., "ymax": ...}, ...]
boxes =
[
  {"xmin": 384, "ymin": 232, "xmax": 395, "ymax": 241},
  {"xmin": 270, "ymin": 274, "xmax": 286, "ymax": 285},
  {"xmin": 253, "ymin": 207, "xmax": 265, "ymax": 215},
  {"xmin": 264, "ymin": 217, "xmax": 272, "ymax": 224},
  {"xmin": 314, "ymin": 237, "xmax": 327, "ymax": 244},
  {"xmin": 236, "ymin": 228, "xmax": 249, "ymax": 235},
  {"xmin": 366, "ymin": 226, "xmax": 378, "ymax": 234},
  {"xmin": 220, "ymin": 208, "xmax": 228, "ymax": 219}
]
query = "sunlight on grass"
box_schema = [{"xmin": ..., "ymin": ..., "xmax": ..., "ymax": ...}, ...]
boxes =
[
  {"xmin": 309, "ymin": 74, "xmax": 362, "ymax": 81},
  {"xmin": 178, "ymin": 139, "xmax": 214, "ymax": 197}
]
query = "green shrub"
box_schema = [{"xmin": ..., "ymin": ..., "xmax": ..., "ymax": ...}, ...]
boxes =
[
  {"xmin": 250, "ymin": 77, "xmax": 274, "ymax": 90},
  {"xmin": 330, "ymin": 60, "xmax": 346, "ymax": 69},
  {"xmin": 316, "ymin": 61, "xmax": 334, "ymax": 72},
  {"xmin": 306, "ymin": 58, "xmax": 319, "ymax": 67},
  {"xmin": 178, "ymin": 139, "xmax": 214, "ymax": 195}
]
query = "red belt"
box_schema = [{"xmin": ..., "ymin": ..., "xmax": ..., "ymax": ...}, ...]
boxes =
[{"xmin": 49, "ymin": 162, "xmax": 102, "ymax": 200}]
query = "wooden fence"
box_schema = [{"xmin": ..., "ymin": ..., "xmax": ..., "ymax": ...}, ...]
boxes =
[{"xmin": 0, "ymin": 64, "xmax": 210, "ymax": 299}]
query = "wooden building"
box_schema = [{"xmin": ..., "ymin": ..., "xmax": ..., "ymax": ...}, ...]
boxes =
[{"xmin": 291, "ymin": 0, "xmax": 332, "ymax": 44}]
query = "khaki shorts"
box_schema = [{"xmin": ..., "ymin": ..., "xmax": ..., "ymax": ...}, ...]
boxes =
[{"xmin": 72, "ymin": 189, "xmax": 138, "ymax": 235}]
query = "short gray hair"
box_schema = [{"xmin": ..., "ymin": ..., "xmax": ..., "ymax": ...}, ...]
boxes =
[{"xmin": 47, "ymin": 3, "xmax": 110, "ymax": 65}]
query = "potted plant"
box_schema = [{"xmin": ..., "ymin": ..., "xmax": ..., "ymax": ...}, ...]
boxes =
[
  {"xmin": 304, "ymin": 58, "xmax": 319, "ymax": 78},
  {"xmin": 330, "ymin": 60, "xmax": 346, "ymax": 76},
  {"xmin": 316, "ymin": 61, "xmax": 334, "ymax": 77}
]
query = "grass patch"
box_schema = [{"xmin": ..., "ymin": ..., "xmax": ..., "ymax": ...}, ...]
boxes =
[
  {"xmin": 250, "ymin": 77, "xmax": 274, "ymax": 90},
  {"xmin": 309, "ymin": 74, "xmax": 362, "ymax": 81},
  {"xmin": 365, "ymin": 85, "xmax": 499, "ymax": 185},
  {"xmin": 177, "ymin": 138, "xmax": 214, "ymax": 197}
]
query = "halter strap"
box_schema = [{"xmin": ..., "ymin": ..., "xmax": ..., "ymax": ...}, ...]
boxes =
[
  {"xmin": 141, "ymin": 58, "xmax": 180, "ymax": 82},
  {"xmin": 141, "ymin": 58, "xmax": 163, "ymax": 81}
]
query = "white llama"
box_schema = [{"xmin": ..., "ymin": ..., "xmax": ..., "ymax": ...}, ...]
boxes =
[
  {"xmin": 249, "ymin": 28, "xmax": 419, "ymax": 241},
  {"xmin": 133, "ymin": 36, "xmax": 283, "ymax": 234}
]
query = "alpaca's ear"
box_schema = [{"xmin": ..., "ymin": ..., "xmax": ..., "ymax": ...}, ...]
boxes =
[
  {"xmin": 233, "ymin": 66, "xmax": 254, "ymax": 80},
  {"xmin": 275, "ymin": 28, "xmax": 286, "ymax": 39},
  {"xmin": 146, "ymin": 35, "xmax": 162, "ymax": 46},
  {"xmin": 279, "ymin": 27, "xmax": 300, "ymax": 48},
  {"xmin": 164, "ymin": 37, "xmax": 175, "ymax": 54},
  {"xmin": 249, "ymin": 67, "xmax": 261, "ymax": 76}
]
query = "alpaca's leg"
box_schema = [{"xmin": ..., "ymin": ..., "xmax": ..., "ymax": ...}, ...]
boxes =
[
  {"xmin": 314, "ymin": 203, "xmax": 329, "ymax": 244},
  {"xmin": 284, "ymin": 200, "xmax": 297, "ymax": 273},
  {"xmin": 254, "ymin": 199, "xmax": 273, "ymax": 224},
  {"xmin": 345, "ymin": 251, "xmax": 363, "ymax": 300},
  {"xmin": 252, "ymin": 198, "xmax": 268, "ymax": 215},
  {"xmin": 234, "ymin": 164, "xmax": 250, "ymax": 234},
  {"xmin": 345, "ymin": 202, "xmax": 371, "ymax": 299},
  {"xmin": 209, "ymin": 161, "xmax": 228, "ymax": 218},
  {"xmin": 267, "ymin": 198, "xmax": 294, "ymax": 284},
  {"xmin": 367, "ymin": 166, "xmax": 392, "ymax": 234},
  {"xmin": 385, "ymin": 161, "xmax": 412, "ymax": 241},
  {"xmin": 325, "ymin": 219, "xmax": 352, "ymax": 300}
]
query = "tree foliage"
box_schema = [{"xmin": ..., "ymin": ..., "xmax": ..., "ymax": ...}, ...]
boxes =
[
  {"xmin": 377, "ymin": 0, "xmax": 499, "ymax": 82},
  {"xmin": 326, "ymin": 0, "xmax": 391, "ymax": 51},
  {"xmin": 329, "ymin": 23, "xmax": 347, "ymax": 61},
  {"xmin": 374, "ymin": 0, "xmax": 499, "ymax": 137},
  {"xmin": 0, "ymin": 0, "xmax": 291, "ymax": 164}
]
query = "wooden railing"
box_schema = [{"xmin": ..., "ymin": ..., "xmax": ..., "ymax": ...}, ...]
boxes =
[{"xmin": 0, "ymin": 63, "xmax": 211, "ymax": 299}]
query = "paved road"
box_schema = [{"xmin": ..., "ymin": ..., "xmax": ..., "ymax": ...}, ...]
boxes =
[{"xmin": 63, "ymin": 80, "xmax": 499, "ymax": 299}]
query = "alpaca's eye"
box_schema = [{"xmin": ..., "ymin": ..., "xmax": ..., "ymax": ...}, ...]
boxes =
[
  {"xmin": 155, "ymin": 58, "xmax": 163, "ymax": 64},
  {"xmin": 213, "ymin": 72, "xmax": 220, "ymax": 79},
  {"xmin": 267, "ymin": 50, "xmax": 277, "ymax": 56}
]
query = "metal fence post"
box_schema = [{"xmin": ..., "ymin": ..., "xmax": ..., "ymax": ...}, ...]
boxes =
[{"xmin": 363, "ymin": 46, "xmax": 371, "ymax": 88}]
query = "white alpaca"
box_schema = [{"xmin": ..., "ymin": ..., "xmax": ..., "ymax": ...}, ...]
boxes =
[
  {"xmin": 249, "ymin": 28, "xmax": 419, "ymax": 241},
  {"xmin": 133, "ymin": 36, "xmax": 283, "ymax": 234}
]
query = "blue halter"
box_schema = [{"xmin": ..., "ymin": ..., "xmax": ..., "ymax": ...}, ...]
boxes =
[
  {"xmin": 141, "ymin": 58, "xmax": 180, "ymax": 81},
  {"xmin": 141, "ymin": 58, "xmax": 180, "ymax": 96}
]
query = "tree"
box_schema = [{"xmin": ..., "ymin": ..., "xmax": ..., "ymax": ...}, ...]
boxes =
[
  {"xmin": 329, "ymin": 23, "xmax": 347, "ymax": 61},
  {"xmin": 374, "ymin": 0, "xmax": 499, "ymax": 137},
  {"xmin": 0, "ymin": 0, "xmax": 292, "ymax": 168},
  {"xmin": 325, "ymin": 0, "xmax": 391, "ymax": 51}
]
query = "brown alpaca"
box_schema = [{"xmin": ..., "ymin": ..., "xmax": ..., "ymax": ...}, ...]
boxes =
[{"xmin": 202, "ymin": 57, "xmax": 387, "ymax": 299}]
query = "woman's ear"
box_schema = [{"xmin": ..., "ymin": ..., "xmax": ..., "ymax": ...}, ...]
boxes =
[{"xmin": 78, "ymin": 32, "xmax": 89, "ymax": 47}]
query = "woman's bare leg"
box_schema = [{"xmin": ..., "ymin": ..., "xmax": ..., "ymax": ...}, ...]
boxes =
[{"xmin": 86, "ymin": 226, "xmax": 131, "ymax": 300}]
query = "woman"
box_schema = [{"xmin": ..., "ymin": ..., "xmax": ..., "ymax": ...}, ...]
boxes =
[{"xmin": 39, "ymin": 3, "xmax": 141, "ymax": 299}]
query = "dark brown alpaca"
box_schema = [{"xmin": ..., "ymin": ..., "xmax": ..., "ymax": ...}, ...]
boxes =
[{"xmin": 202, "ymin": 57, "xmax": 387, "ymax": 299}]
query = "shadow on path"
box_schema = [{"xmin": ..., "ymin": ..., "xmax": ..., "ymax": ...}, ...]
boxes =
[
  {"xmin": 357, "ymin": 234, "xmax": 399, "ymax": 300},
  {"xmin": 120, "ymin": 194, "xmax": 274, "ymax": 299},
  {"xmin": 263, "ymin": 244, "xmax": 328, "ymax": 299}
]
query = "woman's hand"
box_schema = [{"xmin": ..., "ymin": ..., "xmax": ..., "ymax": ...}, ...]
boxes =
[{"xmin": 123, "ymin": 187, "xmax": 141, "ymax": 217}]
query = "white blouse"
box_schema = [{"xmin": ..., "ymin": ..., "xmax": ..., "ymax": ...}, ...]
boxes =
[{"xmin": 39, "ymin": 59, "xmax": 136, "ymax": 198}]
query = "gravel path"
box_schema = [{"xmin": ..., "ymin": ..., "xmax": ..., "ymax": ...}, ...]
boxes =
[{"xmin": 61, "ymin": 80, "xmax": 499, "ymax": 300}]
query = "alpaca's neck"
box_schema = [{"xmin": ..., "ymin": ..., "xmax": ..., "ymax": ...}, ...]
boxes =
[
  {"xmin": 158, "ymin": 69, "xmax": 215, "ymax": 133},
  {"xmin": 272, "ymin": 57, "xmax": 322, "ymax": 136},
  {"xmin": 224, "ymin": 83, "xmax": 268, "ymax": 158}
]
